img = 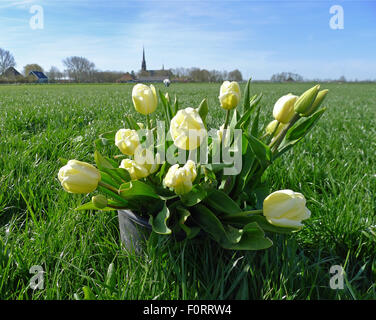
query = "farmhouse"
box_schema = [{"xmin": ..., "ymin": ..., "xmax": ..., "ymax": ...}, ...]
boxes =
[
  {"xmin": 28, "ymin": 70, "xmax": 48, "ymax": 83},
  {"xmin": 2, "ymin": 67, "xmax": 23, "ymax": 80},
  {"xmin": 116, "ymin": 72, "xmax": 136, "ymax": 83}
]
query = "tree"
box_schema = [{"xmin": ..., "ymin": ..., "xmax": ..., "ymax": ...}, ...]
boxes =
[
  {"xmin": 0, "ymin": 48, "xmax": 16, "ymax": 75},
  {"xmin": 46, "ymin": 66, "xmax": 63, "ymax": 82},
  {"xmin": 23, "ymin": 64, "xmax": 44, "ymax": 77},
  {"xmin": 271, "ymin": 72, "xmax": 303, "ymax": 82},
  {"xmin": 62, "ymin": 56, "xmax": 95, "ymax": 82},
  {"xmin": 228, "ymin": 69, "xmax": 243, "ymax": 82}
]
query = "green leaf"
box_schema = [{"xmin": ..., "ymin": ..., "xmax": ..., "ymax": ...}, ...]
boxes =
[
  {"xmin": 204, "ymin": 189, "xmax": 241, "ymax": 216},
  {"xmin": 97, "ymin": 185, "xmax": 129, "ymax": 206},
  {"xmin": 94, "ymin": 150, "xmax": 114, "ymax": 170},
  {"xmin": 101, "ymin": 168, "xmax": 123, "ymax": 185},
  {"xmin": 223, "ymin": 222, "xmax": 273, "ymax": 250},
  {"xmin": 180, "ymin": 184, "xmax": 208, "ymax": 207},
  {"xmin": 158, "ymin": 89, "xmax": 172, "ymax": 123},
  {"xmin": 59, "ymin": 157, "xmax": 68, "ymax": 166},
  {"xmin": 236, "ymin": 93, "xmax": 262, "ymax": 129},
  {"xmin": 222, "ymin": 212, "xmax": 299, "ymax": 234},
  {"xmin": 172, "ymin": 95, "xmax": 179, "ymax": 116},
  {"xmin": 277, "ymin": 108, "xmax": 326, "ymax": 157},
  {"xmin": 119, "ymin": 180, "xmax": 160, "ymax": 200},
  {"xmin": 245, "ymin": 133, "xmax": 272, "ymax": 167},
  {"xmin": 218, "ymin": 175, "xmax": 235, "ymax": 194},
  {"xmin": 99, "ymin": 130, "xmax": 116, "ymax": 140},
  {"xmin": 124, "ymin": 116, "xmax": 140, "ymax": 130},
  {"xmin": 99, "ymin": 171, "xmax": 120, "ymax": 189},
  {"xmin": 231, "ymin": 138, "xmax": 256, "ymax": 197},
  {"xmin": 251, "ymin": 105, "xmax": 261, "ymax": 137},
  {"xmin": 83, "ymin": 286, "xmax": 96, "ymax": 300},
  {"xmin": 74, "ymin": 201, "xmax": 116, "ymax": 211},
  {"xmin": 105, "ymin": 263, "xmax": 116, "ymax": 294},
  {"xmin": 203, "ymin": 163, "xmax": 232, "ymax": 173},
  {"xmin": 241, "ymin": 78, "xmax": 252, "ymax": 115},
  {"xmin": 149, "ymin": 203, "xmax": 172, "ymax": 234},
  {"xmin": 104, "ymin": 168, "xmax": 131, "ymax": 183},
  {"xmin": 176, "ymin": 206, "xmax": 201, "ymax": 239},
  {"xmin": 197, "ymin": 98, "xmax": 208, "ymax": 124},
  {"xmin": 191, "ymin": 205, "xmax": 272, "ymax": 250}
]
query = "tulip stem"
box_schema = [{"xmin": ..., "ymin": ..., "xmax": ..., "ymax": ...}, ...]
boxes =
[
  {"xmin": 107, "ymin": 204, "xmax": 128, "ymax": 209},
  {"xmin": 222, "ymin": 110, "xmax": 231, "ymax": 148},
  {"xmin": 249, "ymin": 209, "xmax": 263, "ymax": 214},
  {"xmin": 98, "ymin": 181, "xmax": 119, "ymax": 194},
  {"xmin": 223, "ymin": 109, "xmax": 231, "ymax": 130},
  {"xmin": 146, "ymin": 114, "xmax": 151, "ymax": 130},
  {"xmin": 270, "ymin": 114, "xmax": 300, "ymax": 153}
]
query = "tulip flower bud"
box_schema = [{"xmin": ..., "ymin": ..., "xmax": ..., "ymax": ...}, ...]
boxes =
[
  {"xmin": 132, "ymin": 83, "xmax": 158, "ymax": 115},
  {"xmin": 92, "ymin": 195, "xmax": 108, "ymax": 209},
  {"xmin": 218, "ymin": 81, "xmax": 241, "ymax": 110},
  {"xmin": 273, "ymin": 94, "xmax": 298, "ymax": 124},
  {"xmin": 137, "ymin": 122, "xmax": 145, "ymax": 130},
  {"xmin": 115, "ymin": 129, "xmax": 140, "ymax": 156},
  {"xmin": 294, "ymin": 85, "xmax": 320, "ymax": 115},
  {"xmin": 265, "ymin": 120, "xmax": 285, "ymax": 136},
  {"xmin": 216, "ymin": 124, "xmax": 225, "ymax": 142},
  {"xmin": 58, "ymin": 160, "xmax": 101, "ymax": 194},
  {"xmin": 302, "ymin": 89, "xmax": 329, "ymax": 117},
  {"xmin": 170, "ymin": 107, "xmax": 207, "ymax": 150},
  {"xmin": 163, "ymin": 160, "xmax": 197, "ymax": 195},
  {"xmin": 165, "ymin": 92, "xmax": 170, "ymax": 103},
  {"xmin": 263, "ymin": 189, "xmax": 311, "ymax": 228},
  {"xmin": 120, "ymin": 159, "xmax": 150, "ymax": 180}
]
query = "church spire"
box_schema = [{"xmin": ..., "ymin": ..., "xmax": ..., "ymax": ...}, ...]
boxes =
[{"xmin": 141, "ymin": 46, "xmax": 147, "ymax": 72}]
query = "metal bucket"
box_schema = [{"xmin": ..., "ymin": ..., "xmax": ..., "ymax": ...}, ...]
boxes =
[{"xmin": 117, "ymin": 210, "xmax": 152, "ymax": 254}]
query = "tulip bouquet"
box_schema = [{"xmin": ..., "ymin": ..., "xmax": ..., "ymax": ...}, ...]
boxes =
[{"xmin": 58, "ymin": 79, "xmax": 328, "ymax": 251}]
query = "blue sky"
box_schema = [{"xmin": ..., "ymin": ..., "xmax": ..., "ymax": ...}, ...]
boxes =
[{"xmin": 1, "ymin": 0, "xmax": 375, "ymax": 80}]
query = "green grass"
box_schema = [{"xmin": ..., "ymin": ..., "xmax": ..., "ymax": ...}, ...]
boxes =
[{"xmin": 0, "ymin": 82, "xmax": 375, "ymax": 300}]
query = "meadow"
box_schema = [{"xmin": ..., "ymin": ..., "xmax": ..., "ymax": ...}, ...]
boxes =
[{"xmin": 0, "ymin": 82, "xmax": 375, "ymax": 300}]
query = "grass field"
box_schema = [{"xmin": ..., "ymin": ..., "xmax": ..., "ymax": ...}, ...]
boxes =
[{"xmin": 0, "ymin": 82, "xmax": 375, "ymax": 300}]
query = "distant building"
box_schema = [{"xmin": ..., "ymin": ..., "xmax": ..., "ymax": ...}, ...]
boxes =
[
  {"xmin": 2, "ymin": 67, "xmax": 23, "ymax": 80},
  {"xmin": 28, "ymin": 71, "xmax": 48, "ymax": 83},
  {"xmin": 136, "ymin": 47, "xmax": 172, "ymax": 83},
  {"xmin": 116, "ymin": 72, "xmax": 136, "ymax": 83}
]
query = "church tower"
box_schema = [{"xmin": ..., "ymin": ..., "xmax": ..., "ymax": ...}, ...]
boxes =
[{"xmin": 141, "ymin": 47, "xmax": 147, "ymax": 72}]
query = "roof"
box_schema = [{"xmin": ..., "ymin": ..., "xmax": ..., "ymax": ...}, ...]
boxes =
[
  {"xmin": 116, "ymin": 73, "xmax": 136, "ymax": 82},
  {"xmin": 3, "ymin": 67, "xmax": 22, "ymax": 77},
  {"xmin": 29, "ymin": 71, "xmax": 48, "ymax": 79}
]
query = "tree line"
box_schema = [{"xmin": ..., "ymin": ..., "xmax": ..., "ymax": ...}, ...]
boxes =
[
  {"xmin": 2, "ymin": 47, "xmax": 373, "ymax": 84},
  {"xmin": 0, "ymin": 47, "xmax": 244, "ymax": 83}
]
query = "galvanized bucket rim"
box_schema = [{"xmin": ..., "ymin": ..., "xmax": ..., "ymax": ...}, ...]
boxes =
[{"xmin": 118, "ymin": 209, "xmax": 153, "ymax": 230}]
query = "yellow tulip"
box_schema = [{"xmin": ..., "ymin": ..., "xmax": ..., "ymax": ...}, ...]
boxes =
[
  {"xmin": 219, "ymin": 81, "xmax": 241, "ymax": 110},
  {"xmin": 58, "ymin": 160, "xmax": 100, "ymax": 194},
  {"xmin": 265, "ymin": 120, "xmax": 284, "ymax": 136},
  {"xmin": 164, "ymin": 160, "xmax": 197, "ymax": 195},
  {"xmin": 302, "ymin": 89, "xmax": 328, "ymax": 117},
  {"xmin": 133, "ymin": 147, "xmax": 160, "ymax": 175},
  {"xmin": 273, "ymin": 94, "xmax": 298, "ymax": 124},
  {"xmin": 132, "ymin": 83, "xmax": 158, "ymax": 115},
  {"xmin": 170, "ymin": 107, "xmax": 207, "ymax": 150},
  {"xmin": 294, "ymin": 85, "xmax": 320, "ymax": 115},
  {"xmin": 263, "ymin": 189, "xmax": 311, "ymax": 228},
  {"xmin": 120, "ymin": 159, "xmax": 150, "ymax": 181},
  {"xmin": 115, "ymin": 129, "xmax": 140, "ymax": 156}
]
